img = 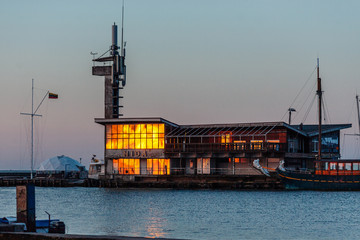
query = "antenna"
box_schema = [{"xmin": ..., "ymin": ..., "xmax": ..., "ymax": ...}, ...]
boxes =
[
  {"xmin": 120, "ymin": 0, "xmax": 127, "ymax": 87},
  {"xmin": 91, "ymin": 1, "xmax": 127, "ymax": 118},
  {"xmin": 121, "ymin": 0, "xmax": 125, "ymax": 57}
]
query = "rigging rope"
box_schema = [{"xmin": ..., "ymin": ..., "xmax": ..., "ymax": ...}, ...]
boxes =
[
  {"xmin": 96, "ymin": 49, "xmax": 111, "ymax": 60},
  {"xmin": 293, "ymin": 81, "xmax": 317, "ymax": 122},
  {"xmin": 301, "ymin": 94, "xmax": 317, "ymax": 124},
  {"xmin": 321, "ymin": 94, "xmax": 331, "ymax": 124},
  {"xmin": 288, "ymin": 66, "xmax": 317, "ymax": 109},
  {"xmin": 280, "ymin": 66, "xmax": 317, "ymax": 123}
]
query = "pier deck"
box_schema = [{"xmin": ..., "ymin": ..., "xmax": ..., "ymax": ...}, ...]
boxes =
[{"xmin": 0, "ymin": 175, "xmax": 283, "ymax": 189}]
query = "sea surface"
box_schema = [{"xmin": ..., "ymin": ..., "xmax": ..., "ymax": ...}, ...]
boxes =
[{"xmin": 0, "ymin": 187, "xmax": 360, "ymax": 240}]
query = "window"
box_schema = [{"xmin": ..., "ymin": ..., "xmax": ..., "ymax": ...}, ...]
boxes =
[
  {"xmin": 325, "ymin": 162, "xmax": 329, "ymax": 170},
  {"xmin": 234, "ymin": 140, "xmax": 246, "ymax": 150},
  {"xmin": 354, "ymin": 163, "xmax": 359, "ymax": 171},
  {"xmin": 339, "ymin": 163, "xmax": 344, "ymax": 170},
  {"xmin": 106, "ymin": 124, "xmax": 165, "ymax": 149},
  {"xmin": 147, "ymin": 159, "xmax": 170, "ymax": 175},
  {"xmin": 251, "ymin": 140, "xmax": 263, "ymax": 150},
  {"xmin": 345, "ymin": 163, "xmax": 352, "ymax": 171},
  {"xmin": 330, "ymin": 162, "xmax": 337, "ymax": 170},
  {"xmin": 113, "ymin": 159, "xmax": 140, "ymax": 175},
  {"xmin": 219, "ymin": 131, "xmax": 232, "ymax": 143},
  {"xmin": 267, "ymin": 140, "xmax": 280, "ymax": 151},
  {"xmin": 311, "ymin": 139, "xmax": 318, "ymax": 153}
]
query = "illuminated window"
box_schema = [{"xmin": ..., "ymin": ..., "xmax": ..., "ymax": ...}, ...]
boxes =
[
  {"xmin": 106, "ymin": 124, "xmax": 165, "ymax": 149},
  {"xmin": 330, "ymin": 162, "xmax": 337, "ymax": 170},
  {"xmin": 229, "ymin": 158, "xmax": 241, "ymax": 163},
  {"xmin": 251, "ymin": 140, "xmax": 263, "ymax": 150},
  {"xmin": 354, "ymin": 163, "xmax": 359, "ymax": 171},
  {"xmin": 267, "ymin": 140, "xmax": 280, "ymax": 151},
  {"xmin": 146, "ymin": 159, "xmax": 170, "ymax": 175},
  {"xmin": 113, "ymin": 159, "xmax": 140, "ymax": 175},
  {"xmin": 345, "ymin": 163, "xmax": 351, "ymax": 171},
  {"xmin": 234, "ymin": 140, "xmax": 246, "ymax": 150},
  {"xmin": 220, "ymin": 132, "xmax": 232, "ymax": 143},
  {"xmin": 339, "ymin": 163, "xmax": 344, "ymax": 170}
]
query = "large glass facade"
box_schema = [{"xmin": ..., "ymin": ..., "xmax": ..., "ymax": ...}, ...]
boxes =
[
  {"xmin": 106, "ymin": 124, "xmax": 165, "ymax": 149},
  {"xmin": 311, "ymin": 134, "xmax": 339, "ymax": 153},
  {"xmin": 112, "ymin": 158, "xmax": 170, "ymax": 175},
  {"xmin": 147, "ymin": 159, "xmax": 170, "ymax": 175},
  {"xmin": 113, "ymin": 159, "xmax": 140, "ymax": 174}
]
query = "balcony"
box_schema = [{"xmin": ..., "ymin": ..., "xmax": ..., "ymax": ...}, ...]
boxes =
[{"xmin": 165, "ymin": 142, "xmax": 286, "ymax": 154}]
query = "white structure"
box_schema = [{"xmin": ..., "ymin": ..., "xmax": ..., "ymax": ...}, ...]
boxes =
[
  {"xmin": 37, "ymin": 155, "xmax": 88, "ymax": 179},
  {"xmin": 88, "ymin": 155, "xmax": 105, "ymax": 180}
]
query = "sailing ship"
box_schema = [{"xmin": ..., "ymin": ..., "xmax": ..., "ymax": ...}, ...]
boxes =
[{"xmin": 255, "ymin": 59, "xmax": 360, "ymax": 190}]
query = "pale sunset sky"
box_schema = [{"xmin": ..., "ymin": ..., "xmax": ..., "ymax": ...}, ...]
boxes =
[{"xmin": 1, "ymin": 0, "xmax": 360, "ymax": 169}]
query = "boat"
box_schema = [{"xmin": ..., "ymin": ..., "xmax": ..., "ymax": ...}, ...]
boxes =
[
  {"xmin": 255, "ymin": 59, "xmax": 360, "ymax": 190},
  {"xmin": 88, "ymin": 155, "xmax": 105, "ymax": 180},
  {"xmin": 0, "ymin": 216, "xmax": 64, "ymax": 233}
]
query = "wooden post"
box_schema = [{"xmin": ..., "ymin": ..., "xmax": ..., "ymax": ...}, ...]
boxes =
[{"xmin": 16, "ymin": 184, "xmax": 36, "ymax": 232}]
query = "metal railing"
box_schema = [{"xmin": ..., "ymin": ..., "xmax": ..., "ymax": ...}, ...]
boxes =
[
  {"xmin": 112, "ymin": 167, "xmax": 262, "ymax": 176},
  {"xmin": 165, "ymin": 143, "xmax": 285, "ymax": 153}
]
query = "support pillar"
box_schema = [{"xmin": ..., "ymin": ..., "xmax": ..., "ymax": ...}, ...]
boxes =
[{"xmin": 16, "ymin": 184, "xmax": 36, "ymax": 232}]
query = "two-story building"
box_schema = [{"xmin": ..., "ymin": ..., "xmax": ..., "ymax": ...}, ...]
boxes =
[{"xmin": 94, "ymin": 117, "xmax": 350, "ymax": 179}]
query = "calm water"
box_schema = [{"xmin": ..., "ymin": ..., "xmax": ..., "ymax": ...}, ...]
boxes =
[{"xmin": 0, "ymin": 187, "xmax": 360, "ymax": 239}]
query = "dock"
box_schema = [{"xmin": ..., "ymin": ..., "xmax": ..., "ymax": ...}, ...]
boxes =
[{"xmin": 0, "ymin": 175, "xmax": 283, "ymax": 189}]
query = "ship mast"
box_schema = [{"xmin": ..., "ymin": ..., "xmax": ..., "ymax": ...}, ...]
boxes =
[
  {"xmin": 356, "ymin": 95, "xmax": 360, "ymax": 134},
  {"xmin": 317, "ymin": 58, "xmax": 322, "ymax": 160},
  {"xmin": 20, "ymin": 79, "xmax": 50, "ymax": 179}
]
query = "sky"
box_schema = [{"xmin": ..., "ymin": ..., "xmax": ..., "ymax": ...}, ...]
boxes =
[{"xmin": 1, "ymin": 0, "xmax": 360, "ymax": 169}]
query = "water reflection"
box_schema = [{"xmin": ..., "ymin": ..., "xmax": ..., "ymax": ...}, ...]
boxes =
[{"xmin": 145, "ymin": 216, "xmax": 166, "ymax": 238}]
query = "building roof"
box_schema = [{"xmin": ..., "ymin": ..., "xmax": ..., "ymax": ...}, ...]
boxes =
[
  {"xmin": 290, "ymin": 124, "xmax": 352, "ymax": 137},
  {"xmin": 166, "ymin": 122, "xmax": 285, "ymax": 138},
  {"xmin": 94, "ymin": 117, "xmax": 179, "ymax": 127},
  {"xmin": 94, "ymin": 117, "xmax": 352, "ymax": 138},
  {"xmin": 37, "ymin": 155, "xmax": 85, "ymax": 172}
]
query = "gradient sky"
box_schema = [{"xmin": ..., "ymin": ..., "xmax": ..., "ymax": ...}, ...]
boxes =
[{"xmin": 1, "ymin": 0, "xmax": 360, "ymax": 169}]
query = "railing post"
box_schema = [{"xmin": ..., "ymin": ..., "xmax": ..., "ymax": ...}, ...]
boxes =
[{"xmin": 232, "ymin": 157, "xmax": 235, "ymax": 175}]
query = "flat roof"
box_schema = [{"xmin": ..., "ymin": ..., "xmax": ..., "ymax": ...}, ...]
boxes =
[
  {"xmin": 95, "ymin": 117, "xmax": 352, "ymax": 138},
  {"xmin": 94, "ymin": 117, "xmax": 179, "ymax": 128}
]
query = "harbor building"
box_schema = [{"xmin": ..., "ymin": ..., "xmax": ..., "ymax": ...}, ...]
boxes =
[
  {"xmin": 94, "ymin": 118, "xmax": 350, "ymax": 179},
  {"xmin": 91, "ymin": 22, "xmax": 351, "ymax": 180}
]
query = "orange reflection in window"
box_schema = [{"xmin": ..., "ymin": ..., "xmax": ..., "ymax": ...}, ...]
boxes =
[
  {"xmin": 146, "ymin": 159, "xmax": 170, "ymax": 175},
  {"xmin": 220, "ymin": 131, "xmax": 232, "ymax": 143},
  {"xmin": 251, "ymin": 140, "xmax": 263, "ymax": 150},
  {"xmin": 106, "ymin": 124, "xmax": 166, "ymax": 150},
  {"xmin": 113, "ymin": 159, "xmax": 140, "ymax": 175}
]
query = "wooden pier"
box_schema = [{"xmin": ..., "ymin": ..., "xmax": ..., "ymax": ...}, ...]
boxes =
[{"xmin": 0, "ymin": 176, "xmax": 283, "ymax": 189}]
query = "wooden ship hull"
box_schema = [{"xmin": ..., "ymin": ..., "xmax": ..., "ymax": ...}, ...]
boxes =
[{"xmin": 277, "ymin": 168, "xmax": 360, "ymax": 190}]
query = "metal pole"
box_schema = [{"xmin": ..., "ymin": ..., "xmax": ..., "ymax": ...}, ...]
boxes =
[
  {"xmin": 288, "ymin": 110, "xmax": 291, "ymax": 125},
  {"xmin": 317, "ymin": 58, "xmax": 322, "ymax": 159},
  {"xmin": 20, "ymin": 79, "xmax": 46, "ymax": 180},
  {"xmin": 31, "ymin": 79, "xmax": 34, "ymax": 180},
  {"xmin": 356, "ymin": 95, "xmax": 360, "ymax": 135}
]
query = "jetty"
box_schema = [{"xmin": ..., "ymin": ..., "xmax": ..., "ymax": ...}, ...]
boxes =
[{"xmin": 0, "ymin": 175, "xmax": 283, "ymax": 189}]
